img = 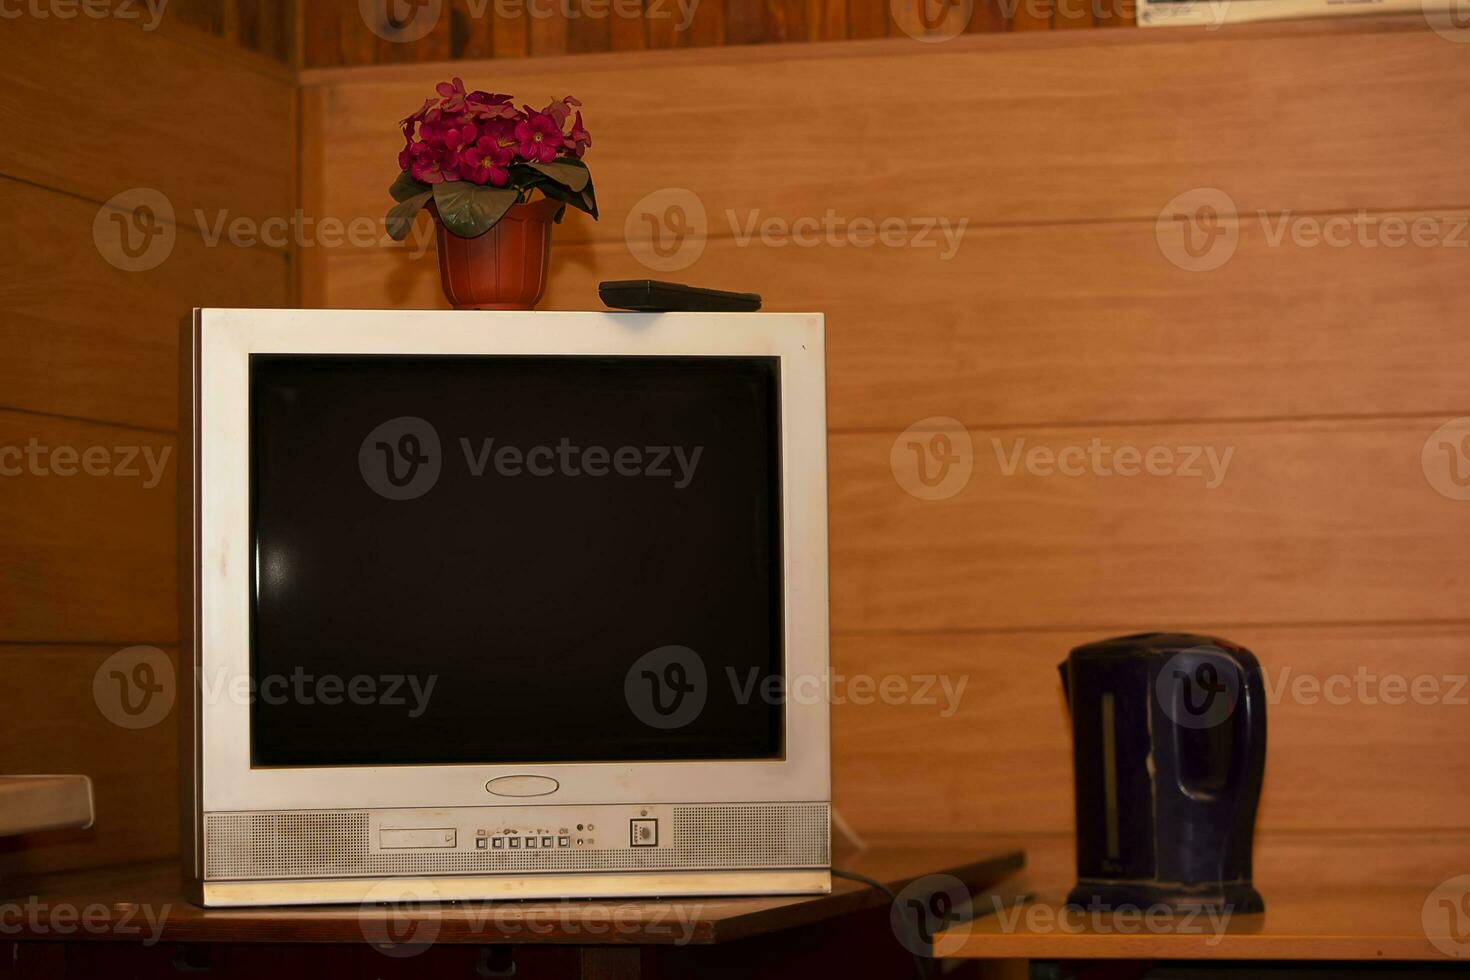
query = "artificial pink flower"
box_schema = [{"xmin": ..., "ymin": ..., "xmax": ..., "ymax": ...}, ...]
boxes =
[
  {"xmin": 443, "ymin": 122, "xmax": 478, "ymax": 152},
  {"xmin": 564, "ymin": 111, "xmax": 591, "ymax": 159},
  {"xmin": 393, "ymin": 84, "xmax": 590, "ymax": 195},
  {"xmin": 436, "ymin": 77, "xmax": 470, "ymax": 113},
  {"xmin": 514, "ymin": 112, "xmax": 563, "ymax": 163},
  {"xmin": 465, "ymin": 91, "xmax": 518, "ymax": 121},
  {"xmin": 399, "ymin": 97, "xmax": 437, "ymax": 142},
  {"xmin": 420, "ymin": 119, "xmax": 478, "ymax": 155},
  {"xmin": 409, "ymin": 142, "xmax": 460, "ymax": 184},
  {"xmin": 461, "ymin": 136, "xmax": 515, "ymax": 187},
  {"xmin": 479, "ymin": 117, "xmax": 517, "ymax": 149},
  {"xmin": 541, "ymin": 95, "xmax": 581, "ymax": 129}
]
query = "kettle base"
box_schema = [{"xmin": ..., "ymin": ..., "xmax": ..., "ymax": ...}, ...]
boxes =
[{"xmin": 1066, "ymin": 879, "xmax": 1264, "ymax": 915}]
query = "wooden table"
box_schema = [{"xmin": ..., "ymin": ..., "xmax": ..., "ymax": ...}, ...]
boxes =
[
  {"xmin": 0, "ymin": 845, "xmax": 1024, "ymax": 979},
  {"xmin": 940, "ymin": 882, "xmax": 1470, "ymax": 975}
]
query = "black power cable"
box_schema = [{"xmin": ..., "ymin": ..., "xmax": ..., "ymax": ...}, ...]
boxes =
[{"xmin": 831, "ymin": 867, "xmax": 936, "ymax": 980}]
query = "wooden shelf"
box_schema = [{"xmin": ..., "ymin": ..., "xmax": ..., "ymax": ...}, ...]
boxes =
[
  {"xmin": 942, "ymin": 886, "xmax": 1462, "ymax": 962},
  {"xmin": 1, "ymin": 845, "xmax": 1022, "ymax": 946}
]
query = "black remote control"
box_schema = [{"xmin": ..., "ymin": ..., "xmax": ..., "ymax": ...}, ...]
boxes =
[{"xmin": 599, "ymin": 280, "xmax": 762, "ymax": 313}]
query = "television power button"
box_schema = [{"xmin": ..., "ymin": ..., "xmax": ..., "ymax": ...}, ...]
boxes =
[{"xmin": 630, "ymin": 818, "xmax": 658, "ymax": 847}]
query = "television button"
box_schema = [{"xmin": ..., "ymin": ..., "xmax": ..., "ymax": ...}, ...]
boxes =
[
  {"xmin": 509, "ymin": 838, "xmax": 521, "ymax": 848},
  {"xmin": 492, "ymin": 838, "xmax": 505, "ymax": 849},
  {"xmin": 541, "ymin": 836, "xmax": 553, "ymax": 847},
  {"xmin": 475, "ymin": 838, "xmax": 486, "ymax": 849},
  {"xmin": 526, "ymin": 837, "xmax": 537, "ymax": 848},
  {"xmin": 558, "ymin": 836, "xmax": 570, "ymax": 847},
  {"xmin": 630, "ymin": 819, "xmax": 658, "ymax": 847}
]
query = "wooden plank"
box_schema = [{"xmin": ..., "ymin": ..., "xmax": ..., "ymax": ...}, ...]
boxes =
[
  {"xmin": 0, "ymin": 646, "xmax": 179, "ymax": 878},
  {"xmin": 608, "ymin": 0, "xmax": 649, "ymax": 48},
  {"xmin": 1011, "ymin": 0, "xmax": 1053, "ymax": 29},
  {"xmin": 1096, "ymin": 0, "xmax": 1135, "ymax": 26},
  {"xmin": 235, "ymin": 0, "xmax": 294, "ymax": 61},
  {"xmin": 296, "ymin": 88, "xmax": 334, "ymax": 310},
  {"xmin": 1, "ymin": 847, "xmax": 1022, "ymax": 942},
  {"xmin": 726, "ymin": 0, "xmax": 771, "ymax": 41},
  {"xmin": 887, "ymin": 0, "xmax": 928, "ymax": 39},
  {"xmin": 810, "ymin": 0, "xmax": 847, "ymax": 38},
  {"xmin": 828, "ymin": 417, "xmax": 1470, "ymax": 632},
  {"xmin": 772, "ymin": 0, "xmax": 811, "ymax": 39},
  {"xmin": 1054, "ymin": 0, "xmax": 1094, "ymax": 28},
  {"xmin": 450, "ymin": 0, "xmax": 498, "ymax": 58},
  {"xmin": 170, "ymin": 0, "xmax": 228, "ymax": 34},
  {"xmin": 301, "ymin": 0, "xmax": 347, "ymax": 66},
  {"xmin": 376, "ymin": 0, "xmax": 455, "ymax": 62},
  {"xmin": 0, "ymin": 178, "xmax": 290, "ymax": 432},
  {"xmin": 646, "ymin": 0, "xmax": 681, "ymax": 45},
  {"xmin": 0, "ymin": 13, "xmax": 293, "ymax": 231},
  {"xmin": 846, "ymin": 0, "xmax": 891, "ymax": 36},
  {"xmin": 567, "ymin": 0, "xmax": 615, "ymax": 51},
  {"xmin": 529, "ymin": 0, "xmax": 572, "ymax": 53},
  {"xmin": 303, "ymin": 0, "xmax": 387, "ymax": 66},
  {"xmin": 298, "ymin": 27, "xmax": 1470, "ymax": 248},
  {"xmin": 966, "ymin": 0, "xmax": 1010, "ymax": 32},
  {"xmin": 494, "ymin": 0, "xmax": 533, "ymax": 55},
  {"xmin": 0, "ymin": 412, "xmax": 176, "ymax": 644},
  {"xmin": 312, "ymin": 210, "xmax": 1470, "ymax": 431},
  {"xmin": 948, "ymin": 885, "xmax": 1455, "ymax": 960},
  {"xmin": 678, "ymin": 0, "xmax": 727, "ymax": 45},
  {"xmin": 833, "ymin": 625, "xmax": 1470, "ymax": 837}
]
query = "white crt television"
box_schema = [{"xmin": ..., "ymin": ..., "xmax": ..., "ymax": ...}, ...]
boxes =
[{"xmin": 182, "ymin": 309, "xmax": 831, "ymax": 907}]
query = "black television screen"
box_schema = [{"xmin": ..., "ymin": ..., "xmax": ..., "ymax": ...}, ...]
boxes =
[{"xmin": 248, "ymin": 354, "xmax": 783, "ymax": 767}]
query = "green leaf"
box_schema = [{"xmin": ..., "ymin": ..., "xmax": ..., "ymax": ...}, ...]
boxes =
[
  {"xmin": 526, "ymin": 158, "xmax": 591, "ymax": 193},
  {"xmin": 389, "ymin": 169, "xmax": 430, "ymax": 203},
  {"xmin": 385, "ymin": 190, "xmax": 431, "ymax": 241},
  {"xmin": 520, "ymin": 170, "xmax": 600, "ymax": 222},
  {"xmin": 578, "ymin": 172, "xmax": 599, "ymax": 220},
  {"xmin": 431, "ymin": 181, "xmax": 520, "ymax": 238}
]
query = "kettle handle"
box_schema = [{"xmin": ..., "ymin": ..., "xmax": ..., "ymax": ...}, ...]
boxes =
[
  {"xmin": 1220, "ymin": 655, "xmax": 1265, "ymax": 801},
  {"xmin": 1168, "ymin": 649, "xmax": 1266, "ymax": 802}
]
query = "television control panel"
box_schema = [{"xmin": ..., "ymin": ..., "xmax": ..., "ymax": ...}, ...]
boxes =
[{"xmin": 372, "ymin": 803, "xmax": 671, "ymax": 853}]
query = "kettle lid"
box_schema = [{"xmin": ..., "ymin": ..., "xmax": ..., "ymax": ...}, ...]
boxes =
[{"xmin": 1066, "ymin": 631, "xmax": 1242, "ymax": 660}]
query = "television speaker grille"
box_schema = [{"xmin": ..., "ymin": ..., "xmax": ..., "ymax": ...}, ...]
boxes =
[{"xmin": 203, "ymin": 804, "xmax": 830, "ymax": 880}]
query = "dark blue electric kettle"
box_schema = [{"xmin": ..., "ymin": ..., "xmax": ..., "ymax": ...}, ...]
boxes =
[{"xmin": 1058, "ymin": 632, "xmax": 1267, "ymax": 913}]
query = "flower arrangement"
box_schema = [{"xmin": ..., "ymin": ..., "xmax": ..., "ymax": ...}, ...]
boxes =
[{"xmin": 386, "ymin": 78, "xmax": 598, "ymax": 241}]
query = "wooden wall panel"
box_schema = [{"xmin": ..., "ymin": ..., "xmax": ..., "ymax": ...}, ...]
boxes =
[
  {"xmin": 0, "ymin": 180, "xmax": 290, "ymax": 431},
  {"xmin": 168, "ymin": 0, "xmax": 296, "ymax": 62},
  {"xmin": 833, "ymin": 626, "xmax": 1470, "ymax": 835},
  {"xmin": 0, "ymin": 11, "xmax": 292, "ymax": 876},
  {"xmin": 0, "ymin": 647, "xmax": 179, "ymax": 879},
  {"xmin": 827, "ymin": 419, "xmax": 1467, "ymax": 631},
  {"xmin": 308, "ymin": 216, "xmax": 1470, "ymax": 431},
  {"xmin": 847, "ymin": 0, "xmax": 892, "ymax": 35},
  {"xmin": 0, "ymin": 412, "xmax": 177, "ymax": 645},
  {"xmin": 300, "ymin": 27, "xmax": 1470, "ymax": 245},
  {"xmin": 300, "ymin": 22, "xmax": 1470, "ymax": 851},
  {"xmin": 299, "ymin": 0, "xmax": 1137, "ymax": 65},
  {"xmin": 0, "ymin": 13, "xmax": 294, "ymax": 234}
]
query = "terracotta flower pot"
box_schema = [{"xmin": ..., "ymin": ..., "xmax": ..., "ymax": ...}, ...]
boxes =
[{"xmin": 430, "ymin": 197, "xmax": 560, "ymax": 311}]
